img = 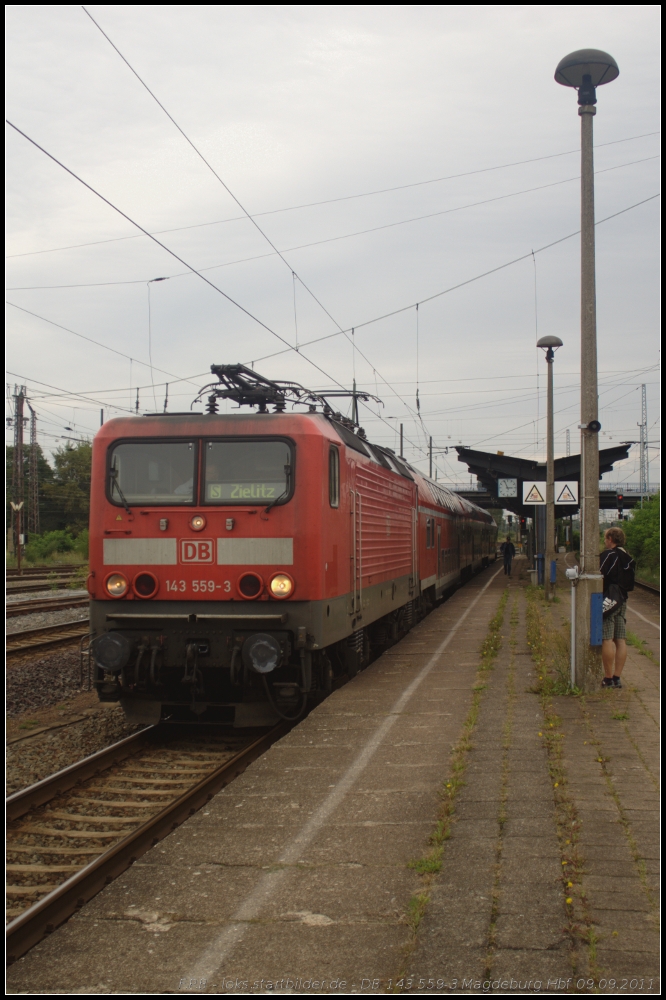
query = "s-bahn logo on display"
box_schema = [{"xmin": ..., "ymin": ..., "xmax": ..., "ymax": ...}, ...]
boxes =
[{"xmin": 180, "ymin": 539, "xmax": 214, "ymax": 563}]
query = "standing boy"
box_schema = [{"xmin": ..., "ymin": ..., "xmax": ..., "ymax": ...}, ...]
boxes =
[{"xmin": 599, "ymin": 526, "xmax": 635, "ymax": 688}]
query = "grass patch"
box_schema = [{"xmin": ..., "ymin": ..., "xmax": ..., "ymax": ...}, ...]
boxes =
[
  {"xmin": 626, "ymin": 630, "xmax": 658, "ymax": 664},
  {"xmin": 526, "ymin": 586, "xmax": 588, "ymax": 977},
  {"xmin": 611, "ymin": 712, "xmax": 629, "ymax": 721},
  {"xmin": 397, "ymin": 587, "xmax": 509, "ymax": 980},
  {"xmin": 406, "ymin": 893, "xmax": 429, "ymax": 933},
  {"xmin": 67, "ymin": 564, "xmax": 89, "ymax": 590},
  {"xmin": 578, "ymin": 700, "xmax": 658, "ymax": 911},
  {"xmin": 408, "ymin": 857, "xmax": 442, "ymax": 875},
  {"xmin": 526, "ymin": 586, "xmax": 577, "ymax": 696},
  {"xmin": 479, "ymin": 589, "xmax": 509, "ymax": 667},
  {"xmin": 484, "ymin": 593, "xmax": 519, "ymax": 977}
]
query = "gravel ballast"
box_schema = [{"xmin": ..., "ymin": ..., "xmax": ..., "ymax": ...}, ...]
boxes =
[
  {"xmin": 6, "ymin": 705, "xmax": 143, "ymax": 795},
  {"xmin": 7, "ymin": 648, "xmax": 90, "ymax": 716},
  {"xmin": 6, "ymin": 607, "xmax": 89, "ymax": 634}
]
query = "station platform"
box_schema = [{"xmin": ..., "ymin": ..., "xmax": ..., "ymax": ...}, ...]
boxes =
[{"xmin": 7, "ymin": 560, "xmax": 660, "ymax": 995}]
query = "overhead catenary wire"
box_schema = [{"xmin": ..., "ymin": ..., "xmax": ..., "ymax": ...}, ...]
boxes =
[
  {"xmin": 7, "ymin": 155, "xmax": 660, "ymax": 291},
  {"xmin": 5, "ymin": 370, "xmax": 135, "ymax": 413},
  {"xmin": 467, "ymin": 379, "xmax": 654, "ymax": 451},
  {"xmin": 6, "ymin": 55, "xmax": 660, "ymax": 480},
  {"xmin": 14, "ymin": 366, "xmax": 655, "ymax": 403},
  {"xmin": 248, "ymin": 192, "xmax": 661, "ymax": 366},
  {"xmin": 5, "ymin": 173, "xmax": 658, "ymax": 469},
  {"xmin": 6, "ymin": 130, "xmax": 660, "ymax": 260},
  {"xmin": 4, "ymin": 118, "xmax": 347, "ymax": 394},
  {"xmin": 5, "ymin": 300, "xmax": 200, "ymax": 389},
  {"xmin": 79, "ymin": 4, "xmax": 433, "ymax": 449},
  {"xmin": 81, "ymin": 4, "xmax": 350, "ymax": 346}
]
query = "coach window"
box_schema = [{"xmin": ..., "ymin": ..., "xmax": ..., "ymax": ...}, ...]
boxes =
[
  {"xmin": 108, "ymin": 440, "xmax": 196, "ymax": 505},
  {"xmin": 329, "ymin": 446, "xmax": 340, "ymax": 508}
]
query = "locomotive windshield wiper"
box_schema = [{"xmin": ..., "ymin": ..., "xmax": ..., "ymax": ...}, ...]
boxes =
[
  {"xmin": 110, "ymin": 468, "xmax": 132, "ymax": 516},
  {"xmin": 262, "ymin": 464, "xmax": 291, "ymax": 518}
]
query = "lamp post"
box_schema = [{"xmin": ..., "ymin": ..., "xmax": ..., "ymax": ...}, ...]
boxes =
[
  {"xmin": 555, "ymin": 49, "xmax": 619, "ymax": 689},
  {"xmin": 537, "ymin": 335, "xmax": 563, "ymax": 601}
]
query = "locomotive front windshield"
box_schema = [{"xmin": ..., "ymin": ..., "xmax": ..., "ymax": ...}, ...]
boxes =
[
  {"xmin": 203, "ymin": 440, "xmax": 292, "ymax": 504},
  {"xmin": 109, "ymin": 441, "xmax": 196, "ymax": 504}
]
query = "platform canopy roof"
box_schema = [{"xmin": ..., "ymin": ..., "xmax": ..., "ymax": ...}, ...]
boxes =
[{"xmin": 454, "ymin": 444, "xmax": 633, "ymax": 517}]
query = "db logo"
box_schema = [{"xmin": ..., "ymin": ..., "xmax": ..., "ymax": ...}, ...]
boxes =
[{"xmin": 180, "ymin": 539, "xmax": 214, "ymax": 563}]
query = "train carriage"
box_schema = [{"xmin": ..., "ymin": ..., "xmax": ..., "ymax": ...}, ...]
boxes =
[{"xmin": 87, "ymin": 366, "xmax": 496, "ymax": 725}]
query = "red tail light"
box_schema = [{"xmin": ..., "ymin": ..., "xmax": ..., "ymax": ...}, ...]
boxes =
[
  {"xmin": 133, "ymin": 572, "xmax": 159, "ymax": 599},
  {"xmin": 238, "ymin": 572, "xmax": 263, "ymax": 599}
]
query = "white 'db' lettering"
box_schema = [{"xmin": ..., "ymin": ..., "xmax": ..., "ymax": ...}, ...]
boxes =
[{"xmin": 180, "ymin": 539, "xmax": 214, "ymax": 563}]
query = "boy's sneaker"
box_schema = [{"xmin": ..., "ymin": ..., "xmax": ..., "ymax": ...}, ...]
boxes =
[
  {"xmin": 601, "ymin": 677, "xmax": 614, "ymax": 688},
  {"xmin": 612, "ymin": 676, "xmax": 622, "ymax": 688}
]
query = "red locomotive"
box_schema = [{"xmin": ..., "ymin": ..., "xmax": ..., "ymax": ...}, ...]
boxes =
[{"xmin": 88, "ymin": 366, "xmax": 497, "ymax": 725}]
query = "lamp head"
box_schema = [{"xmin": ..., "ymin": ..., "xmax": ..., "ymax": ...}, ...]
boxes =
[
  {"xmin": 555, "ymin": 49, "xmax": 619, "ymax": 106},
  {"xmin": 537, "ymin": 336, "xmax": 563, "ymax": 350},
  {"xmin": 537, "ymin": 335, "xmax": 563, "ymax": 363}
]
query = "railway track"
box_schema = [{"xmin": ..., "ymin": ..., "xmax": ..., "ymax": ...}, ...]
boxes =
[
  {"xmin": 6, "ymin": 595, "xmax": 89, "ymax": 619},
  {"xmin": 6, "ymin": 580, "xmax": 83, "ymax": 596},
  {"xmin": 7, "ymin": 566, "xmax": 81, "ymax": 578},
  {"xmin": 6, "ymin": 723, "xmax": 286, "ymax": 962},
  {"xmin": 6, "ymin": 620, "xmax": 90, "ymax": 657},
  {"xmin": 635, "ymin": 578, "xmax": 659, "ymax": 595}
]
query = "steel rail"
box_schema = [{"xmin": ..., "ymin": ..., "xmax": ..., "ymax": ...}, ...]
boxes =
[
  {"xmin": 6, "ymin": 581, "xmax": 82, "ymax": 596},
  {"xmin": 634, "ymin": 578, "xmax": 659, "ymax": 595},
  {"xmin": 6, "ymin": 620, "xmax": 90, "ymax": 656},
  {"xmin": 6, "ymin": 723, "xmax": 286, "ymax": 963}
]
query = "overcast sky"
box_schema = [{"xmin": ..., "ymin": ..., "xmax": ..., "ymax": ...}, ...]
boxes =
[{"xmin": 6, "ymin": 4, "xmax": 660, "ymax": 487}]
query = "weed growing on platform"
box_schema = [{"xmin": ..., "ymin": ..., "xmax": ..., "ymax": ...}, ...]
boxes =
[
  {"xmin": 526, "ymin": 587, "xmax": 587, "ymax": 978},
  {"xmin": 484, "ymin": 593, "xmax": 519, "ymax": 978},
  {"xmin": 406, "ymin": 893, "xmax": 429, "ymax": 932},
  {"xmin": 578, "ymin": 700, "xmax": 658, "ymax": 913},
  {"xmin": 626, "ymin": 630, "xmax": 657, "ymax": 664},
  {"xmin": 399, "ymin": 587, "xmax": 509, "ymax": 984},
  {"xmin": 526, "ymin": 587, "xmax": 576, "ymax": 696},
  {"xmin": 479, "ymin": 588, "xmax": 509, "ymax": 668}
]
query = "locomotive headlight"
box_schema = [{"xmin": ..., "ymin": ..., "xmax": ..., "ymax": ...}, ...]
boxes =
[
  {"xmin": 190, "ymin": 514, "xmax": 206, "ymax": 532},
  {"xmin": 105, "ymin": 573, "xmax": 129, "ymax": 598},
  {"xmin": 270, "ymin": 573, "xmax": 294, "ymax": 599}
]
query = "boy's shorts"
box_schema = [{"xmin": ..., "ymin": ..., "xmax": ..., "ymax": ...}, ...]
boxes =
[{"xmin": 603, "ymin": 602, "xmax": 627, "ymax": 641}]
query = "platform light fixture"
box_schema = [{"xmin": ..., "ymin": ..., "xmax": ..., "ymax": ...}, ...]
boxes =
[
  {"xmin": 537, "ymin": 336, "xmax": 563, "ymax": 601},
  {"xmin": 555, "ymin": 48, "xmax": 619, "ymax": 689}
]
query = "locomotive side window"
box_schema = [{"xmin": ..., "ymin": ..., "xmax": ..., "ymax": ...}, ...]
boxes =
[
  {"xmin": 108, "ymin": 441, "xmax": 196, "ymax": 505},
  {"xmin": 329, "ymin": 446, "xmax": 340, "ymax": 508},
  {"xmin": 203, "ymin": 439, "xmax": 293, "ymax": 504}
]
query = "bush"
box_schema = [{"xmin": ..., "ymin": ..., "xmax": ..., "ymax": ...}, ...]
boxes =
[
  {"xmin": 24, "ymin": 530, "xmax": 76, "ymax": 562},
  {"xmin": 624, "ymin": 493, "xmax": 659, "ymax": 581},
  {"xmin": 73, "ymin": 528, "xmax": 89, "ymax": 559}
]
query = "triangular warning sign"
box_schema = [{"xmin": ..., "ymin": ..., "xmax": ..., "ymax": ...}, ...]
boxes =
[
  {"xmin": 557, "ymin": 484, "xmax": 576, "ymax": 503},
  {"xmin": 525, "ymin": 484, "xmax": 545, "ymax": 503}
]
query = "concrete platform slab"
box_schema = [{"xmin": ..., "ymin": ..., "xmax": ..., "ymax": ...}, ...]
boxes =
[{"xmin": 7, "ymin": 568, "xmax": 660, "ymax": 995}]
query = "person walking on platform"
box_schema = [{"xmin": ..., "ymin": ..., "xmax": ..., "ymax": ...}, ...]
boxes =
[
  {"xmin": 600, "ymin": 526, "xmax": 635, "ymax": 689},
  {"xmin": 500, "ymin": 535, "xmax": 516, "ymax": 577}
]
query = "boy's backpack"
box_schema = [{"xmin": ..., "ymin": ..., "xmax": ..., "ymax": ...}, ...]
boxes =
[{"xmin": 615, "ymin": 548, "xmax": 636, "ymax": 593}]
